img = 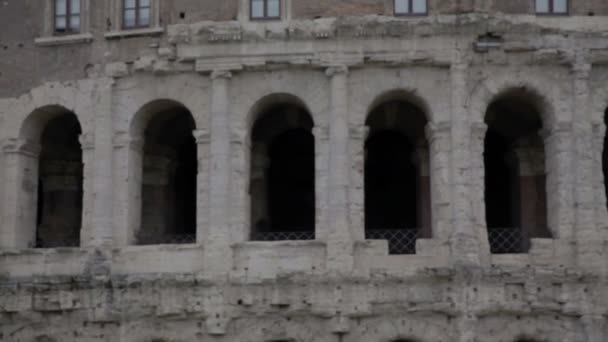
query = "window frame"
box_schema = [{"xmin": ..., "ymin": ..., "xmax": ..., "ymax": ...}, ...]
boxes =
[
  {"xmin": 535, "ymin": 0, "xmax": 569, "ymax": 16},
  {"xmin": 54, "ymin": 0, "xmax": 81, "ymax": 34},
  {"xmin": 250, "ymin": 0, "xmax": 282, "ymax": 21},
  {"xmin": 394, "ymin": 0, "xmax": 428, "ymax": 17},
  {"xmin": 122, "ymin": 0, "xmax": 152, "ymax": 30}
]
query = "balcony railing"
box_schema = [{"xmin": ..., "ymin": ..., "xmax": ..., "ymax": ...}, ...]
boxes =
[
  {"xmin": 365, "ymin": 228, "xmax": 418, "ymax": 255},
  {"xmin": 487, "ymin": 227, "xmax": 523, "ymax": 254},
  {"xmin": 251, "ymin": 230, "xmax": 315, "ymax": 241},
  {"xmin": 137, "ymin": 233, "xmax": 196, "ymax": 245}
]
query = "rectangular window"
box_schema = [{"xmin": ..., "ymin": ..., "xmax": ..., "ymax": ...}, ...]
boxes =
[
  {"xmin": 536, "ymin": 0, "xmax": 568, "ymax": 14},
  {"xmin": 394, "ymin": 0, "xmax": 427, "ymax": 16},
  {"xmin": 123, "ymin": 0, "xmax": 151, "ymax": 29},
  {"xmin": 251, "ymin": 0, "xmax": 281, "ymax": 20},
  {"xmin": 54, "ymin": 0, "xmax": 81, "ymax": 33}
]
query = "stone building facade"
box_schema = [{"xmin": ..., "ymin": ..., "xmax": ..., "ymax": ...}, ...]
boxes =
[{"xmin": 1, "ymin": 0, "xmax": 608, "ymax": 341}]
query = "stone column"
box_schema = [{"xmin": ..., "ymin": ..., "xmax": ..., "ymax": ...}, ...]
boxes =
[
  {"xmin": 194, "ymin": 129, "xmax": 210, "ymax": 245},
  {"xmin": 348, "ymin": 125, "xmax": 368, "ymax": 241},
  {"xmin": 88, "ymin": 79, "xmax": 115, "ymax": 247},
  {"xmin": 112, "ymin": 133, "xmax": 143, "ymax": 246},
  {"xmin": 469, "ymin": 122, "xmax": 490, "ymax": 259},
  {"xmin": 572, "ymin": 61, "xmax": 602, "ymax": 269},
  {"xmin": 412, "ymin": 143, "xmax": 431, "ymax": 238},
  {"xmin": 449, "ymin": 60, "xmax": 481, "ymax": 266},
  {"xmin": 79, "ymin": 133, "xmax": 94, "ymax": 246},
  {"xmin": 0, "ymin": 138, "xmax": 40, "ymax": 249},
  {"xmin": 203, "ymin": 69, "xmax": 233, "ymax": 276},
  {"xmin": 543, "ymin": 122, "xmax": 574, "ymax": 240},
  {"xmin": 325, "ymin": 65, "xmax": 353, "ymax": 271},
  {"xmin": 512, "ymin": 143, "xmax": 547, "ymax": 251}
]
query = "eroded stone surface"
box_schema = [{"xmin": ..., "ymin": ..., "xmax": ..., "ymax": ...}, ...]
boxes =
[{"xmin": 1, "ymin": 1, "xmax": 608, "ymax": 341}]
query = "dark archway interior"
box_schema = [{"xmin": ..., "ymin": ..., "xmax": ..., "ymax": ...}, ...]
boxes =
[
  {"xmin": 485, "ymin": 89, "xmax": 550, "ymax": 253},
  {"xmin": 36, "ymin": 112, "xmax": 83, "ymax": 248},
  {"xmin": 138, "ymin": 107, "xmax": 197, "ymax": 244},
  {"xmin": 365, "ymin": 131, "xmax": 416, "ymax": 229},
  {"xmin": 365, "ymin": 99, "xmax": 429, "ymax": 254},
  {"xmin": 251, "ymin": 103, "xmax": 315, "ymax": 240},
  {"xmin": 604, "ymin": 108, "xmax": 608, "ymax": 211}
]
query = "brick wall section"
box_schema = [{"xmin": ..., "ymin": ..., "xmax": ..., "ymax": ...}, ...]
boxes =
[
  {"xmin": 160, "ymin": 0, "xmax": 238, "ymax": 23},
  {"xmin": 293, "ymin": 0, "xmax": 388, "ymax": 19}
]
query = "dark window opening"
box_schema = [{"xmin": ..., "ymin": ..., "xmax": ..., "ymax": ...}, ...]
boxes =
[
  {"xmin": 485, "ymin": 89, "xmax": 551, "ymax": 254},
  {"xmin": 137, "ymin": 107, "xmax": 197, "ymax": 245},
  {"xmin": 123, "ymin": 0, "xmax": 151, "ymax": 29},
  {"xmin": 250, "ymin": 0, "xmax": 281, "ymax": 20},
  {"xmin": 36, "ymin": 112, "xmax": 83, "ymax": 248},
  {"xmin": 54, "ymin": 0, "xmax": 81, "ymax": 34},
  {"xmin": 250, "ymin": 104, "xmax": 315, "ymax": 241},
  {"xmin": 364, "ymin": 99, "xmax": 430, "ymax": 254}
]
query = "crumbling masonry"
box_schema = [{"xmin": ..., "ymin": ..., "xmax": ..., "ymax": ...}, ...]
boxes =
[{"xmin": 1, "ymin": 0, "xmax": 608, "ymax": 341}]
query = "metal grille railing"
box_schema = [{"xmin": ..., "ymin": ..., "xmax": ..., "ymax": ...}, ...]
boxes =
[
  {"xmin": 137, "ymin": 234, "xmax": 196, "ymax": 245},
  {"xmin": 251, "ymin": 230, "xmax": 315, "ymax": 241},
  {"xmin": 35, "ymin": 238, "xmax": 80, "ymax": 248},
  {"xmin": 365, "ymin": 229, "xmax": 418, "ymax": 255},
  {"xmin": 487, "ymin": 227, "xmax": 523, "ymax": 254}
]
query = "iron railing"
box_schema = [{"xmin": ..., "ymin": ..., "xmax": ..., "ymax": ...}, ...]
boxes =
[
  {"xmin": 487, "ymin": 227, "xmax": 523, "ymax": 254},
  {"xmin": 137, "ymin": 234, "xmax": 196, "ymax": 245},
  {"xmin": 35, "ymin": 238, "xmax": 80, "ymax": 248},
  {"xmin": 251, "ymin": 230, "xmax": 315, "ymax": 241},
  {"xmin": 365, "ymin": 229, "xmax": 418, "ymax": 255}
]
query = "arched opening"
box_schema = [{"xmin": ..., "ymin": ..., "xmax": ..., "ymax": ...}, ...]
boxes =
[
  {"xmin": 36, "ymin": 112, "xmax": 83, "ymax": 248},
  {"xmin": 136, "ymin": 105, "xmax": 197, "ymax": 245},
  {"xmin": 365, "ymin": 97, "xmax": 430, "ymax": 254},
  {"xmin": 484, "ymin": 88, "xmax": 551, "ymax": 254},
  {"xmin": 250, "ymin": 101, "xmax": 315, "ymax": 241},
  {"xmin": 603, "ymin": 108, "xmax": 608, "ymax": 211}
]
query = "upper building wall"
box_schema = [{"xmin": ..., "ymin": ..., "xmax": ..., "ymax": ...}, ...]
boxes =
[{"xmin": 1, "ymin": 0, "xmax": 608, "ymax": 98}]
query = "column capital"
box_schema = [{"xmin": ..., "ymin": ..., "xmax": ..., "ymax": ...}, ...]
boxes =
[
  {"xmin": 325, "ymin": 65, "xmax": 349, "ymax": 77},
  {"xmin": 425, "ymin": 121, "xmax": 451, "ymax": 142},
  {"xmin": 1, "ymin": 138, "xmax": 41, "ymax": 157},
  {"xmin": 541, "ymin": 121, "xmax": 572, "ymax": 140},
  {"xmin": 112, "ymin": 132, "xmax": 144, "ymax": 150},
  {"xmin": 230, "ymin": 127, "xmax": 246, "ymax": 144},
  {"xmin": 348, "ymin": 125, "xmax": 369, "ymax": 141},
  {"xmin": 193, "ymin": 129, "xmax": 211, "ymax": 144},
  {"xmin": 470, "ymin": 122, "xmax": 488, "ymax": 139},
  {"xmin": 312, "ymin": 126, "xmax": 329, "ymax": 141},
  {"xmin": 79, "ymin": 132, "xmax": 95, "ymax": 151},
  {"xmin": 211, "ymin": 69, "xmax": 233, "ymax": 80}
]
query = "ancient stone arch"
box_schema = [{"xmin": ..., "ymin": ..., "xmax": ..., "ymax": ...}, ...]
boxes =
[
  {"xmin": 364, "ymin": 90, "xmax": 431, "ymax": 254},
  {"xmin": 249, "ymin": 93, "xmax": 315, "ymax": 241},
  {"xmin": 115, "ymin": 99, "xmax": 198, "ymax": 244},
  {"xmin": 2, "ymin": 105, "xmax": 84, "ymax": 248},
  {"xmin": 484, "ymin": 87, "xmax": 552, "ymax": 253}
]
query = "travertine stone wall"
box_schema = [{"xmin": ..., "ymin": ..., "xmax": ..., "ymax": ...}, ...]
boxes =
[{"xmin": 1, "ymin": 3, "xmax": 608, "ymax": 342}]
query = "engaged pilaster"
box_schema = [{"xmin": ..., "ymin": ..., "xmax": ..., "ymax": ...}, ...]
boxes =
[
  {"xmin": 88, "ymin": 79, "xmax": 115, "ymax": 248},
  {"xmin": 449, "ymin": 60, "xmax": 481, "ymax": 267},
  {"xmin": 572, "ymin": 60, "xmax": 602, "ymax": 269},
  {"xmin": 1, "ymin": 138, "xmax": 41, "ymax": 248},
  {"xmin": 325, "ymin": 65, "xmax": 354, "ymax": 271},
  {"xmin": 112, "ymin": 133, "xmax": 144, "ymax": 246},
  {"xmin": 204, "ymin": 69, "xmax": 233, "ymax": 276}
]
